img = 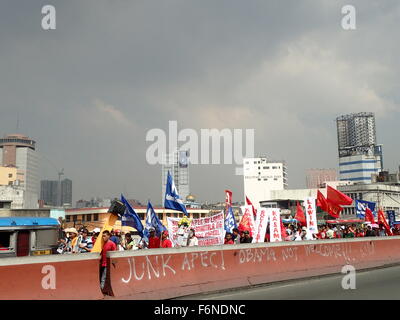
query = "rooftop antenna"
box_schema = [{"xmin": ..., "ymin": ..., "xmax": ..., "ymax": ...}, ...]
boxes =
[
  {"xmin": 57, "ymin": 168, "xmax": 64, "ymax": 206},
  {"xmin": 16, "ymin": 112, "xmax": 19, "ymax": 133}
]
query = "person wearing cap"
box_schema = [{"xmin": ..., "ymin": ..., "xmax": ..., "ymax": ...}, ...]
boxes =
[
  {"xmin": 148, "ymin": 227, "xmax": 160, "ymax": 249},
  {"xmin": 110, "ymin": 229, "xmax": 121, "ymax": 246},
  {"xmin": 78, "ymin": 229, "xmax": 93, "ymax": 253},
  {"xmin": 240, "ymin": 230, "xmax": 253, "ymax": 243},
  {"xmin": 161, "ymin": 230, "xmax": 173, "ymax": 248},
  {"xmin": 91, "ymin": 228, "xmax": 100, "ymax": 245}
]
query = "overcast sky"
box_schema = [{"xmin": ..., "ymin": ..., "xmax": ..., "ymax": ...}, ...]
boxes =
[{"xmin": 1, "ymin": 1, "xmax": 399, "ymax": 205}]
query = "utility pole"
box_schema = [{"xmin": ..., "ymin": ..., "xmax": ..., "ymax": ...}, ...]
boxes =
[{"xmin": 58, "ymin": 168, "xmax": 64, "ymax": 207}]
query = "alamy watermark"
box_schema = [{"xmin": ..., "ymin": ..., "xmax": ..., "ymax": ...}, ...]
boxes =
[
  {"xmin": 41, "ymin": 5, "xmax": 56, "ymax": 30},
  {"xmin": 341, "ymin": 264, "xmax": 356, "ymax": 290},
  {"xmin": 341, "ymin": 5, "xmax": 356, "ymax": 30},
  {"xmin": 146, "ymin": 121, "xmax": 255, "ymax": 175}
]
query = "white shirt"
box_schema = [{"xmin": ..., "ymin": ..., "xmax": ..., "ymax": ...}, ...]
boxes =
[{"xmin": 187, "ymin": 237, "xmax": 199, "ymax": 246}]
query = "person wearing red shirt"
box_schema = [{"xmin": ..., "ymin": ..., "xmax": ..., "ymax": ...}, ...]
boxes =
[
  {"xmin": 161, "ymin": 231, "xmax": 173, "ymax": 248},
  {"xmin": 148, "ymin": 228, "xmax": 160, "ymax": 249},
  {"xmin": 100, "ymin": 230, "xmax": 117, "ymax": 292},
  {"xmin": 224, "ymin": 233, "xmax": 234, "ymax": 244}
]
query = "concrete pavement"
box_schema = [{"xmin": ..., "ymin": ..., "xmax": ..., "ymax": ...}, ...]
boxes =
[{"xmin": 176, "ymin": 264, "xmax": 400, "ymax": 300}]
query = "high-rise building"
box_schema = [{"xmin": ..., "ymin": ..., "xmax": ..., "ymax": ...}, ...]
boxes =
[
  {"xmin": 306, "ymin": 169, "xmax": 337, "ymax": 188},
  {"xmin": 161, "ymin": 150, "xmax": 190, "ymax": 204},
  {"xmin": 0, "ymin": 134, "xmax": 39, "ymax": 208},
  {"xmin": 336, "ymin": 113, "xmax": 383, "ymax": 183},
  {"xmin": 40, "ymin": 180, "xmax": 58, "ymax": 206},
  {"xmin": 243, "ymin": 157, "xmax": 288, "ymax": 206},
  {"xmin": 40, "ymin": 178, "xmax": 72, "ymax": 207},
  {"xmin": 61, "ymin": 178, "xmax": 72, "ymax": 206}
]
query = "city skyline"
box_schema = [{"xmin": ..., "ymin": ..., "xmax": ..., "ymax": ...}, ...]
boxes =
[{"xmin": 1, "ymin": 1, "xmax": 399, "ymax": 205}]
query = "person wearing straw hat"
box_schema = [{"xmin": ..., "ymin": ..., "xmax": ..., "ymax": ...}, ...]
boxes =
[{"xmin": 68, "ymin": 228, "xmax": 79, "ymax": 253}]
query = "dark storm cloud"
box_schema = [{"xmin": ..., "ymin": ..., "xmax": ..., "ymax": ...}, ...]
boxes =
[{"xmin": 0, "ymin": 1, "xmax": 399, "ymax": 205}]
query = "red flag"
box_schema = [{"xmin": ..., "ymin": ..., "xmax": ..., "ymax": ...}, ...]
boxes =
[
  {"xmin": 245, "ymin": 196, "xmax": 257, "ymax": 218},
  {"xmin": 280, "ymin": 219, "xmax": 288, "ymax": 239},
  {"xmin": 365, "ymin": 207, "xmax": 376, "ymax": 224},
  {"xmin": 378, "ymin": 209, "xmax": 393, "ymax": 236},
  {"xmin": 317, "ymin": 190, "xmax": 328, "ymax": 211},
  {"xmin": 317, "ymin": 190, "xmax": 343, "ymax": 219},
  {"xmin": 327, "ymin": 185, "xmax": 353, "ymax": 206},
  {"xmin": 238, "ymin": 206, "xmax": 255, "ymax": 237},
  {"xmin": 294, "ymin": 201, "xmax": 307, "ymax": 226},
  {"xmin": 326, "ymin": 200, "xmax": 343, "ymax": 219}
]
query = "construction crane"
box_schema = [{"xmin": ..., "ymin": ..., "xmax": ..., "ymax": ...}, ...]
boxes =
[{"xmin": 58, "ymin": 168, "xmax": 64, "ymax": 207}]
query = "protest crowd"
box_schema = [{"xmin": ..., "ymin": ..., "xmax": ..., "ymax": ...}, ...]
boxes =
[
  {"xmin": 55, "ymin": 173, "xmax": 398, "ymax": 292},
  {"xmin": 57, "ymin": 177, "xmax": 398, "ymax": 254},
  {"xmin": 53, "ymin": 173, "xmax": 400, "ymax": 292}
]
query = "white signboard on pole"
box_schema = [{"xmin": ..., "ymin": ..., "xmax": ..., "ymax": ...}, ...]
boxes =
[
  {"xmin": 253, "ymin": 208, "xmax": 269, "ymax": 243},
  {"xmin": 269, "ymin": 208, "xmax": 282, "ymax": 242},
  {"xmin": 304, "ymin": 197, "xmax": 318, "ymax": 234}
]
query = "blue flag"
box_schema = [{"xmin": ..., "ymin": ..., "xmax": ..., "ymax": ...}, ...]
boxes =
[
  {"xmin": 144, "ymin": 201, "xmax": 167, "ymax": 238},
  {"xmin": 224, "ymin": 206, "xmax": 237, "ymax": 233},
  {"xmin": 164, "ymin": 171, "xmax": 189, "ymax": 216},
  {"xmin": 355, "ymin": 200, "xmax": 376, "ymax": 219},
  {"xmin": 120, "ymin": 194, "xmax": 144, "ymax": 238},
  {"xmin": 387, "ymin": 210, "xmax": 396, "ymax": 228}
]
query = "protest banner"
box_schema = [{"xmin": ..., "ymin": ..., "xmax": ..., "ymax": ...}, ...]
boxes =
[
  {"xmin": 167, "ymin": 212, "xmax": 224, "ymax": 246},
  {"xmin": 304, "ymin": 197, "xmax": 318, "ymax": 234},
  {"xmin": 269, "ymin": 208, "xmax": 282, "ymax": 242},
  {"xmin": 253, "ymin": 208, "xmax": 269, "ymax": 243},
  {"xmin": 239, "ymin": 205, "xmax": 257, "ymax": 238}
]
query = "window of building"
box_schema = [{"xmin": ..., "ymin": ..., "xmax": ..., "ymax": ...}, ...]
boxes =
[
  {"xmin": 73, "ymin": 215, "xmax": 77, "ymax": 222},
  {"xmin": 93, "ymin": 214, "xmax": 99, "ymax": 221},
  {"xmin": 258, "ymin": 178, "xmax": 261, "ymax": 181},
  {"xmin": 82, "ymin": 215, "xmax": 86, "ymax": 222},
  {"xmin": 35, "ymin": 229, "xmax": 58, "ymax": 249},
  {"xmin": 139, "ymin": 213, "xmax": 145, "ymax": 220},
  {"xmin": 173, "ymin": 213, "xmax": 178, "ymax": 218},
  {"xmin": 8, "ymin": 181, "xmax": 12, "ymax": 185},
  {"xmin": 8, "ymin": 174, "xmax": 12, "ymax": 178},
  {"xmin": 66, "ymin": 215, "xmax": 71, "ymax": 222},
  {"xmin": 193, "ymin": 213, "xmax": 199, "ymax": 219},
  {"xmin": 158, "ymin": 213, "xmax": 163, "ymax": 220},
  {"xmin": 0, "ymin": 232, "xmax": 12, "ymax": 250},
  {"xmin": 166, "ymin": 213, "xmax": 171, "ymax": 217},
  {"xmin": 86, "ymin": 214, "xmax": 92, "ymax": 222},
  {"xmin": 274, "ymin": 178, "xmax": 278, "ymax": 181},
  {"xmin": 264, "ymin": 178, "xmax": 268, "ymax": 181},
  {"xmin": 272, "ymin": 166, "xmax": 277, "ymax": 169}
]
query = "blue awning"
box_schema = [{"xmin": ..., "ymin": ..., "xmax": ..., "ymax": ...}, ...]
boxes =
[{"xmin": 0, "ymin": 217, "xmax": 59, "ymax": 227}]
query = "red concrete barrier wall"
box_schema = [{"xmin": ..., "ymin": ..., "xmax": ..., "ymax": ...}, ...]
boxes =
[
  {"xmin": 0, "ymin": 253, "xmax": 103, "ymax": 300},
  {"xmin": 108, "ymin": 237, "xmax": 400, "ymax": 299}
]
